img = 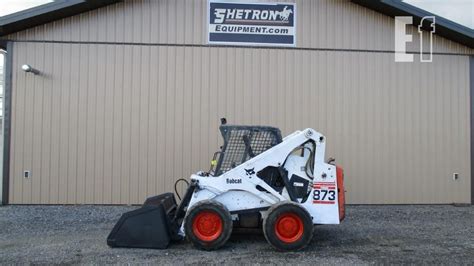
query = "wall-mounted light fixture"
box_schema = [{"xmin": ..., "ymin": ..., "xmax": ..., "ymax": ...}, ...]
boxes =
[{"xmin": 21, "ymin": 64, "xmax": 40, "ymax": 75}]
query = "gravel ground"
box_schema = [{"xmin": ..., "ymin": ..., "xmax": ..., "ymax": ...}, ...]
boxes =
[{"xmin": 0, "ymin": 205, "xmax": 472, "ymax": 265}]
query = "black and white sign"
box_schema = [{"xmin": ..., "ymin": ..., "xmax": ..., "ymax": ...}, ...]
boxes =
[{"xmin": 208, "ymin": 1, "xmax": 296, "ymax": 46}]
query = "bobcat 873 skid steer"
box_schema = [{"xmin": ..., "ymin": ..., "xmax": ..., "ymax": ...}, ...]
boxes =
[{"xmin": 107, "ymin": 119, "xmax": 345, "ymax": 251}]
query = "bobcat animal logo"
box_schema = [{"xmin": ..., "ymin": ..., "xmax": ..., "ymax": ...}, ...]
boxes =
[
  {"xmin": 278, "ymin": 6, "xmax": 293, "ymax": 21},
  {"xmin": 245, "ymin": 168, "xmax": 255, "ymax": 176}
]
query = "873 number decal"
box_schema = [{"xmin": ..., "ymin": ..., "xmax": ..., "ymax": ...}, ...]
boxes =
[{"xmin": 313, "ymin": 189, "xmax": 336, "ymax": 203}]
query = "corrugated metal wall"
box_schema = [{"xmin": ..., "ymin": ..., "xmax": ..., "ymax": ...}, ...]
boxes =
[
  {"xmin": 4, "ymin": 0, "xmax": 472, "ymax": 204},
  {"xmin": 9, "ymin": 42, "xmax": 471, "ymax": 204}
]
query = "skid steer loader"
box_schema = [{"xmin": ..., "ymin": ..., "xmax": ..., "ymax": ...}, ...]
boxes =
[{"xmin": 107, "ymin": 119, "xmax": 345, "ymax": 251}]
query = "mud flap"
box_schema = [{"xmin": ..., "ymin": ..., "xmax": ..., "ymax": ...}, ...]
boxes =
[{"xmin": 107, "ymin": 193, "xmax": 177, "ymax": 249}]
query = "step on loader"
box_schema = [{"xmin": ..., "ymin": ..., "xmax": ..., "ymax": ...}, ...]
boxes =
[{"xmin": 107, "ymin": 119, "xmax": 345, "ymax": 251}]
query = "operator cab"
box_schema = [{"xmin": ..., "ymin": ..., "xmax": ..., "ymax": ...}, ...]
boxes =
[{"xmin": 208, "ymin": 118, "xmax": 316, "ymax": 204}]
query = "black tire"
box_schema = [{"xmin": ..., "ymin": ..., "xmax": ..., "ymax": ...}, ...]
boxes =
[
  {"xmin": 263, "ymin": 201, "xmax": 313, "ymax": 251},
  {"xmin": 184, "ymin": 200, "xmax": 232, "ymax": 251}
]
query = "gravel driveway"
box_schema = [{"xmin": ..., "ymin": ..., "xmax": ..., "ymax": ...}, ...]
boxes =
[{"xmin": 0, "ymin": 205, "xmax": 472, "ymax": 264}]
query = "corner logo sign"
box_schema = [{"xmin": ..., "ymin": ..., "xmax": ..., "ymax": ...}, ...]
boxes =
[
  {"xmin": 208, "ymin": 1, "xmax": 296, "ymax": 46},
  {"xmin": 395, "ymin": 16, "xmax": 436, "ymax": 62}
]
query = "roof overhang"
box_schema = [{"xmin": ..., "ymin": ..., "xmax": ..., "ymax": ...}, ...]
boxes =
[
  {"xmin": 0, "ymin": 0, "xmax": 121, "ymax": 37},
  {"xmin": 352, "ymin": 0, "xmax": 473, "ymax": 48}
]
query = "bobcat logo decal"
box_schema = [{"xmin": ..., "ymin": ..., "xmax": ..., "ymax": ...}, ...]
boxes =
[{"xmin": 245, "ymin": 168, "xmax": 255, "ymax": 176}]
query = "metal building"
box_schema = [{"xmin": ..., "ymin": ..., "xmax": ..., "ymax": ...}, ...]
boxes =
[{"xmin": 0, "ymin": 0, "xmax": 472, "ymax": 205}]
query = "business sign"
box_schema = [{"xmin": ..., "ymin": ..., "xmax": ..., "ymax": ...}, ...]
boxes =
[{"xmin": 208, "ymin": 1, "xmax": 296, "ymax": 46}]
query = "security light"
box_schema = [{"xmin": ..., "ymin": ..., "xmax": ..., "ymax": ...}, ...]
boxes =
[{"xmin": 21, "ymin": 64, "xmax": 40, "ymax": 75}]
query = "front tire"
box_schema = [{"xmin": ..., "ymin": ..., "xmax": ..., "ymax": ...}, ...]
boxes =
[
  {"xmin": 184, "ymin": 200, "xmax": 232, "ymax": 250},
  {"xmin": 263, "ymin": 202, "xmax": 313, "ymax": 251}
]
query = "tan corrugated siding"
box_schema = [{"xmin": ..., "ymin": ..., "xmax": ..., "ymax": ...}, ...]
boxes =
[
  {"xmin": 4, "ymin": 0, "xmax": 472, "ymax": 204},
  {"xmin": 8, "ymin": 40, "xmax": 471, "ymax": 204},
  {"xmin": 4, "ymin": 0, "xmax": 473, "ymax": 55}
]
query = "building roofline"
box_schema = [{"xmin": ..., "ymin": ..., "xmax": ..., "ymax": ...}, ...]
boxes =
[
  {"xmin": 0, "ymin": 0, "xmax": 472, "ymax": 48},
  {"xmin": 0, "ymin": 0, "xmax": 121, "ymax": 36},
  {"xmin": 352, "ymin": 0, "xmax": 473, "ymax": 48}
]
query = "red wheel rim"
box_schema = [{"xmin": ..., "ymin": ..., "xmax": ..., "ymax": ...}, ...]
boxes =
[
  {"xmin": 192, "ymin": 211, "xmax": 223, "ymax": 242},
  {"xmin": 274, "ymin": 212, "xmax": 304, "ymax": 243}
]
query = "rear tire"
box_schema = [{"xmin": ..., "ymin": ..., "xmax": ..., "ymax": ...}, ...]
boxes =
[
  {"xmin": 263, "ymin": 201, "xmax": 313, "ymax": 251},
  {"xmin": 184, "ymin": 200, "xmax": 232, "ymax": 250}
]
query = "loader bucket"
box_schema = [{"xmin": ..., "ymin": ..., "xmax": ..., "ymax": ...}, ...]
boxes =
[{"xmin": 107, "ymin": 193, "xmax": 178, "ymax": 249}]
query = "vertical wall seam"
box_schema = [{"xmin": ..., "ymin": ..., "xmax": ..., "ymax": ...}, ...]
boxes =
[
  {"xmin": 110, "ymin": 44, "xmax": 117, "ymax": 204},
  {"xmin": 119, "ymin": 45, "xmax": 125, "ymax": 204},
  {"xmin": 39, "ymin": 42, "xmax": 45, "ymax": 203},
  {"xmin": 92, "ymin": 44, "xmax": 97, "ymax": 204},
  {"xmin": 73, "ymin": 43, "xmax": 80, "ymax": 204},
  {"xmin": 82, "ymin": 43, "xmax": 89, "ymax": 203},
  {"xmin": 57, "ymin": 43, "xmax": 64, "ymax": 204},
  {"xmin": 66, "ymin": 43, "xmax": 72, "ymax": 203},
  {"xmin": 21, "ymin": 43, "xmax": 27, "ymax": 203},
  {"xmin": 145, "ymin": 46, "xmax": 151, "ymax": 197},
  {"xmin": 1, "ymin": 42, "xmax": 13, "ymax": 204},
  {"xmin": 47, "ymin": 44, "xmax": 53, "ymax": 204},
  {"xmin": 30, "ymin": 41, "xmax": 37, "ymax": 204}
]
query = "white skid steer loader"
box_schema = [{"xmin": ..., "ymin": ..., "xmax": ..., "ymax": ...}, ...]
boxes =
[{"xmin": 107, "ymin": 119, "xmax": 345, "ymax": 251}]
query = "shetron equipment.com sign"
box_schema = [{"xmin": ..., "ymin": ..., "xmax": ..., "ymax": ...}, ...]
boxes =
[{"xmin": 208, "ymin": 1, "xmax": 296, "ymax": 46}]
